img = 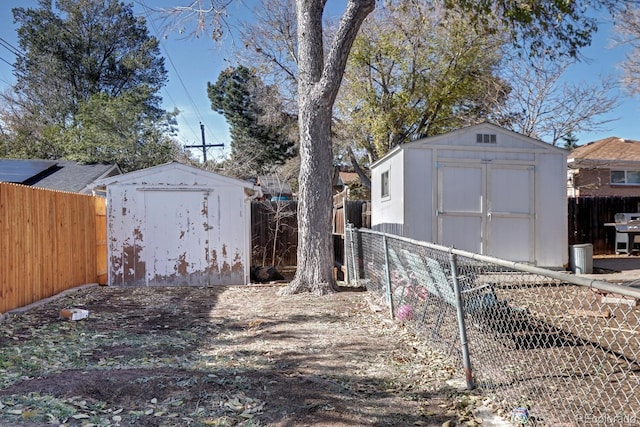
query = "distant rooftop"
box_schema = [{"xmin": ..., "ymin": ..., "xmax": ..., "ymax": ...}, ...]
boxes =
[
  {"xmin": 256, "ymin": 175, "xmax": 293, "ymax": 196},
  {"xmin": 0, "ymin": 159, "xmax": 121, "ymax": 194},
  {"xmin": 570, "ymin": 137, "xmax": 640, "ymax": 162}
]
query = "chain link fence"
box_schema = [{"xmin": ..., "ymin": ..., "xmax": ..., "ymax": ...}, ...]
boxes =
[{"xmin": 345, "ymin": 226, "xmax": 640, "ymax": 425}]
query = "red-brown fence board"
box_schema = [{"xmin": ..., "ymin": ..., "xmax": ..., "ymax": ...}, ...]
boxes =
[{"xmin": 568, "ymin": 196, "xmax": 640, "ymax": 254}]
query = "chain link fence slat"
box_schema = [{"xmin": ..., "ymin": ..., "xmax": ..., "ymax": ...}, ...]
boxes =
[{"xmin": 345, "ymin": 225, "xmax": 640, "ymax": 425}]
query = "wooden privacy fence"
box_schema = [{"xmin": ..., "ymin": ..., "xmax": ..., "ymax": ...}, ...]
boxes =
[
  {"xmin": 332, "ymin": 190, "xmax": 371, "ymax": 234},
  {"xmin": 569, "ymin": 196, "xmax": 640, "ymax": 255},
  {"xmin": 0, "ymin": 183, "xmax": 106, "ymax": 314},
  {"xmin": 251, "ymin": 200, "xmax": 298, "ymax": 267},
  {"xmin": 333, "ymin": 190, "xmax": 371, "ymax": 275},
  {"xmin": 250, "ymin": 195, "xmax": 371, "ymax": 268}
]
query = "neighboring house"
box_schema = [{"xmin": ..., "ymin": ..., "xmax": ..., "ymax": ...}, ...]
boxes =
[
  {"xmin": 567, "ymin": 137, "xmax": 640, "ymax": 197},
  {"xmin": 337, "ymin": 171, "xmax": 359, "ymax": 188},
  {"xmin": 93, "ymin": 162, "xmax": 258, "ymax": 287},
  {"xmin": 332, "ymin": 166, "xmax": 371, "ymax": 200},
  {"xmin": 0, "ymin": 158, "xmax": 121, "ymax": 194},
  {"xmin": 256, "ymin": 175, "xmax": 293, "ymax": 201},
  {"xmin": 370, "ymin": 123, "xmax": 567, "ymax": 268},
  {"xmin": 332, "ymin": 167, "xmax": 345, "ymax": 193}
]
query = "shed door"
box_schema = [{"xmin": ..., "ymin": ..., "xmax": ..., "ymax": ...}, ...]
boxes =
[
  {"xmin": 486, "ymin": 165, "xmax": 535, "ymax": 262},
  {"xmin": 437, "ymin": 162, "xmax": 535, "ymax": 263},
  {"xmin": 436, "ymin": 163, "xmax": 484, "ymax": 254},
  {"xmin": 143, "ymin": 190, "xmax": 212, "ymax": 285}
]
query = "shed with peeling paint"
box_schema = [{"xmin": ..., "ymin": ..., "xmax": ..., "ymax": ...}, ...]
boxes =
[{"xmin": 93, "ymin": 162, "xmax": 258, "ymax": 286}]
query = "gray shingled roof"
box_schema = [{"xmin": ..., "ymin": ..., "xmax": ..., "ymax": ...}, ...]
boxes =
[{"xmin": 0, "ymin": 159, "xmax": 121, "ymax": 194}]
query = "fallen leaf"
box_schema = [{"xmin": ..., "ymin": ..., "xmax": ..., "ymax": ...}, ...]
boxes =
[{"xmin": 72, "ymin": 413, "xmax": 90, "ymax": 419}]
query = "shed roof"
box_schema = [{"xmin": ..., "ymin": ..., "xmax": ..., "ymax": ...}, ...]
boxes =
[
  {"xmin": 569, "ymin": 137, "xmax": 640, "ymax": 162},
  {"xmin": 372, "ymin": 123, "xmax": 565, "ymax": 169},
  {"xmin": 93, "ymin": 161, "xmax": 258, "ymax": 193}
]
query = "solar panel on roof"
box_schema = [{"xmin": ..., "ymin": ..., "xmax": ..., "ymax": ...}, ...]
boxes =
[{"xmin": 0, "ymin": 159, "xmax": 58, "ymax": 183}]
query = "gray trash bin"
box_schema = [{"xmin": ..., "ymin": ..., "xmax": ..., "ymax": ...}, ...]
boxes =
[{"xmin": 569, "ymin": 243, "xmax": 593, "ymax": 274}]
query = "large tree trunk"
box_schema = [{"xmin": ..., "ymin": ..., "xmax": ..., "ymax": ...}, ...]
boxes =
[
  {"xmin": 283, "ymin": 101, "xmax": 335, "ymax": 295},
  {"xmin": 282, "ymin": 0, "xmax": 374, "ymax": 295}
]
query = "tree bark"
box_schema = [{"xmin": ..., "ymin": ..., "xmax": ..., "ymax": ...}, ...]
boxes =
[
  {"xmin": 281, "ymin": 0, "xmax": 374, "ymax": 295},
  {"xmin": 348, "ymin": 145, "xmax": 371, "ymax": 189}
]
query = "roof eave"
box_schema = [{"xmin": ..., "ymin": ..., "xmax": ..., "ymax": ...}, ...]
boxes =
[{"xmin": 570, "ymin": 158, "xmax": 640, "ymax": 168}]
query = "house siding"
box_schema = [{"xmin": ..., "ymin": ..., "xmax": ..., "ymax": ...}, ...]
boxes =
[{"xmin": 571, "ymin": 168, "xmax": 640, "ymax": 197}]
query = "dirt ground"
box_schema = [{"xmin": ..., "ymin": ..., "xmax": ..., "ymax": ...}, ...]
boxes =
[{"xmin": 0, "ymin": 285, "xmax": 489, "ymax": 427}]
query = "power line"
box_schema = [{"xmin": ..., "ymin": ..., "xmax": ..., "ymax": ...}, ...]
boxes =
[
  {"xmin": 162, "ymin": 86, "xmax": 201, "ymax": 142},
  {"xmin": 138, "ymin": 0, "xmax": 224, "ymax": 154},
  {"xmin": 139, "ymin": 2, "xmax": 203, "ymax": 145},
  {"xmin": 0, "ymin": 37, "xmax": 24, "ymax": 59},
  {"xmin": 0, "ymin": 55, "xmax": 13, "ymax": 67},
  {"xmin": 158, "ymin": 33, "xmax": 221, "ymax": 146},
  {"xmin": 0, "ymin": 37, "xmax": 24, "ymax": 72}
]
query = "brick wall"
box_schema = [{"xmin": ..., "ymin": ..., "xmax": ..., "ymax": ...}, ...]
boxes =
[{"xmin": 571, "ymin": 168, "xmax": 640, "ymax": 197}]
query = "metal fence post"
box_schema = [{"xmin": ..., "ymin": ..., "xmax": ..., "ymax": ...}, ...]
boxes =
[
  {"xmin": 348, "ymin": 224, "xmax": 359, "ymax": 285},
  {"xmin": 382, "ymin": 235, "xmax": 394, "ymax": 318},
  {"xmin": 449, "ymin": 251, "xmax": 475, "ymax": 390},
  {"xmin": 344, "ymin": 223, "xmax": 351, "ymax": 284}
]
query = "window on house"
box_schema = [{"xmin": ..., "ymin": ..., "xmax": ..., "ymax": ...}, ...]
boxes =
[
  {"xmin": 611, "ymin": 170, "xmax": 640, "ymax": 185},
  {"xmin": 381, "ymin": 170, "xmax": 390, "ymax": 198},
  {"xmin": 476, "ymin": 133, "xmax": 497, "ymax": 144}
]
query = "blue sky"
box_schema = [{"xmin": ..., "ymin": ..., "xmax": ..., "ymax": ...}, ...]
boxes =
[
  {"xmin": 0, "ymin": 1, "xmax": 638, "ymax": 160},
  {"xmin": 568, "ymin": 18, "xmax": 640, "ymax": 144},
  {"xmin": 0, "ymin": 0, "xmax": 247, "ymax": 161}
]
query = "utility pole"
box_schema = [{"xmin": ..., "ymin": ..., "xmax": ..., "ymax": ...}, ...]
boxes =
[{"xmin": 185, "ymin": 122, "xmax": 224, "ymax": 163}]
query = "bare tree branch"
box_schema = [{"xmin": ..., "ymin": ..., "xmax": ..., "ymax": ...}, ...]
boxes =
[
  {"xmin": 145, "ymin": 0, "xmax": 235, "ymax": 41},
  {"xmin": 614, "ymin": 4, "xmax": 640, "ymax": 97},
  {"xmin": 319, "ymin": 0, "xmax": 375, "ymax": 106},
  {"xmin": 492, "ymin": 55, "xmax": 620, "ymax": 145}
]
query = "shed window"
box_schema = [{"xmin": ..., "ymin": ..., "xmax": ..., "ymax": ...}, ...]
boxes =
[
  {"xmin": 611, "ymin": 170, "xmax": 640, "ymax": 185},
  {"xmin": 381, "ymin": 170, "xmax": 390, "ymax": 198},
  {"xmin": 476, "ymin": 133, "xmax": 497, "ymax": 144}
]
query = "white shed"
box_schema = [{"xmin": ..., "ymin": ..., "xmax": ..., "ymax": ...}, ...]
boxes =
[
  {"xmin": 371, "ymin": 123, "xmax": 568, "ymax": 267},
  {"xmin": 94, "ymin": 162, "xmax": 258, "ymax": 286}
]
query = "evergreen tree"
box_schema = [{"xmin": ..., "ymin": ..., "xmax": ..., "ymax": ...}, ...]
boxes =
[
  {"xmin": 13, "ymin": 0, "xmax": 167, "ymax": 123},
  {"xmin": 207, "ymin": 65, "xmax": 296, "ymax": 178},
  {"xmin": 563, "ymin": 132, "xmax": 580, "ymax": 150},
  {"xmin": 1, "ymin": 0, "xmax": 176, "ymax": 170}
]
